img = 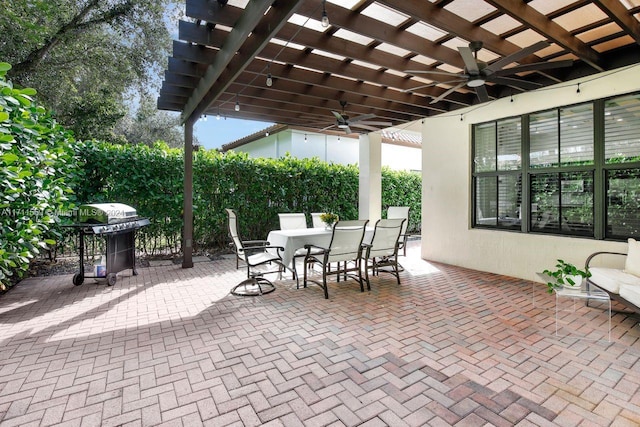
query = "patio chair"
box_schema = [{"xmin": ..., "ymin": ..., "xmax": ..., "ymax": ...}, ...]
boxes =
[
  {"xmin": 278, "ymin": 212, "xmax": 307, "ymax": 230},
  {"xmin": 311, "ymin": 212, "xmax": 325, "ymax": 228},
  {"xmin": 387, "ymin": 206, "xmax": 410, "ymax": 256},
  {"xmin": 226, "ymin": 208, "xmax": 288, "ymax": 295},
  {"xmin": 302, "ymin": 219, "xmax": 368, "ymax": 299},
  {"xmin": 362, "ymin": 218, "xmax": 406, "ymax": 288}
]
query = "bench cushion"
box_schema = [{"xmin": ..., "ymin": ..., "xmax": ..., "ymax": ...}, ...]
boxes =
[
  {"xmin": 625, "ymin": 238, "xmax": 640, "ymax": 277},
  {"xmin": 620, "ymin": 284, "xmax": 640, "ymax": 308},
  {"xmin": 589, "ymin": 267, "xmax": 640, "ymax": 294}
]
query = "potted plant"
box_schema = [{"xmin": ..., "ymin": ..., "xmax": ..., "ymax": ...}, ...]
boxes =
[
  {"xmin": 320, "ymin": 212, "xmax": 339, "ymax": 230},
  {"xmin": 542, "ymin": 259, "xmax": 591, "ymax": 293}
]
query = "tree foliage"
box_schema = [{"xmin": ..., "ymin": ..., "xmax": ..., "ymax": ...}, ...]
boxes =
[
  {"xmin": 0, "ymin": 63, "xmax": 80, "ymax": 289},
  {"xmin": 113, "ymin": 94, "xmax": 186, "ymax": 148},
  {"xmin": 0, "ymin": 0, "xmax": 179, "ymax": 143}
]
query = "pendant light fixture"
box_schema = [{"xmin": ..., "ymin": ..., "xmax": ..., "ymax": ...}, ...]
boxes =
[
  {"xmin": 321, "ymin": 0, "xmax": 329, "ymax": 27},
  {"xmin": 234, "ymin": 93, "xmax": 240, "ymax": 111}
]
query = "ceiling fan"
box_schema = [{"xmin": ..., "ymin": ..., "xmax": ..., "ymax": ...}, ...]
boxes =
[
  {"xmin": 322, "ymin": 101, "xmax": 392, "ymax": 134},
  {"xmin": 405, "ymin": 40, "xmax": 573, "ymax": 104}
]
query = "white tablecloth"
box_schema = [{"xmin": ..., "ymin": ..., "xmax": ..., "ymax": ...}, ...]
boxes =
[{"xmin": 267, "ymin": 227, "xmax": 373, "ymax": 266}]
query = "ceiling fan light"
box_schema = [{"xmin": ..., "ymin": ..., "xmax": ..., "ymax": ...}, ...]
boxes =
[{"xmin": 467, "ymin": 78, "xmax": 485, "ymax": 88}]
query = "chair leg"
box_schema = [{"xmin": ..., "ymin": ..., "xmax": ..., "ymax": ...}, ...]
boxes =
[
  {"xmin": 322, "ymin": 267, "xmax": 329, "ymax": 299},
  {"xmin": 364, "ymin": 259, "xmax": 371, "ymax": 291}
]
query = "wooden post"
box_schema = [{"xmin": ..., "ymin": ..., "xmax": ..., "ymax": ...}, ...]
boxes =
[{"xmin": 182, "ymin": 117, "xmax": 195, "ymax": 268}]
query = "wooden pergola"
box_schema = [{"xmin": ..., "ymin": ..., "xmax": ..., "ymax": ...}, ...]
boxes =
[{"xmin": 157, "ymin": 0, "xmax": 640, "ymax": 267}]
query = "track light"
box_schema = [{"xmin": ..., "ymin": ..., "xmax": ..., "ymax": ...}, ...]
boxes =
[
  {"xmin": 321, "ymin": 0, "xmax": 329, "ymax": 27},
  {"xmin": 234, "ymin": 93, "xmax": 240, "ymax": 111}
]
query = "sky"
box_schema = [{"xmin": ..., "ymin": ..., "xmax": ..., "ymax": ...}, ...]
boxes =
[{"xmin": 193, "ymin": 116, "xmax": 274, "ymax": 150}]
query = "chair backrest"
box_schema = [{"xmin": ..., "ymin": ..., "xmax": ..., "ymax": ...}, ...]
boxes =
[
  {"xmin": 278, "ymin": 213, "xmax": 307, "ymax": 230},
  {"xmin": 387, "ymin": 206, "xmax": 410, "ymax": 236},
  {"xmin": 311, "ymin": 212, "xmax": 325, "ymax": 228},
  {"xmin": 327, "ymin": 220, "xmax": 368, "ymax": 263},
  {"xmin": 368, "ymin": 218, "xmax": 405, "ymax": 258},
  {"xmin": 225, "ymin": 208, "xmax": 244, "ymax": 252}
]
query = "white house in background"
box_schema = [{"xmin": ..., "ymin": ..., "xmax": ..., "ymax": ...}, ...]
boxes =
[{"xmin": 219, "ymin": 124, "xmax": 422, "ymax": 172}]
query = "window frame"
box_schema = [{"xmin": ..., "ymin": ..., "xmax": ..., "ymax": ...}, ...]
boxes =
[{"xmin": 471, "ymin": 91, "xmax": 640, "ymax": 241}]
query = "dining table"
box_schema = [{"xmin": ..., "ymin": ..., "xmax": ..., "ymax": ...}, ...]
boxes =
[{"xmin": 267, "ymin": 226, "xmax": 374, "ymax": 267}]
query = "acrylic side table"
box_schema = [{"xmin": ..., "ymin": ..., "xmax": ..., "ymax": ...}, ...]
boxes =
[{"xmin": 536, "ymin": 273, "xmax": 611, "ymax": 341}]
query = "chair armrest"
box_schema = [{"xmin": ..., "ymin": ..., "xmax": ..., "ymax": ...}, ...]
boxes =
[
  {"xmin": 242, "ymin": 239, "xmax": 269, "ymax": 248},
  {"xmin": 585, "ymin": 251, "xmax": 627, "ymax": 269},
  {"xmin": 303, "ymin": 244, "xmax": 330, "ymax": 257}
]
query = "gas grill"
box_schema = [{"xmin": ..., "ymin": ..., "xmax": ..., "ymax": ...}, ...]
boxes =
[{"xmin": 68, "ymin": 203, "xmax": 150, "ymax": 286}]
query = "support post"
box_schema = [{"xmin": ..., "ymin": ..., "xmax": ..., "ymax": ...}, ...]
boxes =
[
  {"xmin": 359, "ymin": 133, "xmax": 382, "ymax": 223},
  {"xmin": 182, "ymin": 117, "xmax": 195, "ymax": 268}
]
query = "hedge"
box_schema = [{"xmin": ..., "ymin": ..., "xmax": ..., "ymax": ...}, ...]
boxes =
[{"xmin": 74, "ymin": 142, "xmax": 421, "ymax": 255}]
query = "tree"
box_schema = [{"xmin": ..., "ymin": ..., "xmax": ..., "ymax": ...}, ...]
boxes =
[
  {"xmin": 0, "ymin": 0, "xmax": 178, "ymax": 143},
  {"xmin": 114, "ymin": 93, "xmax": 188, "ymax": 148}
]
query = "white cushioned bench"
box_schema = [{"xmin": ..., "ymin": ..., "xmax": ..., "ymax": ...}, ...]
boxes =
[{"xmin": 586, "ymin": 241, "xmax": 640, "ymax": 315}]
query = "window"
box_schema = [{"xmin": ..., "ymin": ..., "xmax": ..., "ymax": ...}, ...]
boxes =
[
  {"xmin": 529, "ymin": 103, "xmax": 594, "ymax": 236},
  {"xmin": 604, "ymin": 93, "xmax": 640, "ymax": 239},
  {"xmin": 472, "ymin": 92, "xmax": 640, "ymax": 241},
  {"xmin": 473, "ymin": 118, "xmax": 521, "ymax": 230},
  {"xmin": 530, "ymin": 172, "xmax": 593, "ymax": 236}
]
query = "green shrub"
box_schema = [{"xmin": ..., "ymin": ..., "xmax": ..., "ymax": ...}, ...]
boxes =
[
  {"xmin": 72, "ymin": 147, "xmax": 421, "ymax": 255},
  {"xmin": 0, "ymin": 63, "xmax": 79, "ymax": 289}
]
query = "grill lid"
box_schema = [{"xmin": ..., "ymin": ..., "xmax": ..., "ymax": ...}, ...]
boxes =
[{"xmin": 78, "ymin": 203, "xmax": 137, "ymax": 224}]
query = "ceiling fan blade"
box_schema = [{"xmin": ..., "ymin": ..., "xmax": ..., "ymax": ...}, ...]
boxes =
[
  {"xmin": 321, "ymin": 124, "xmax": 336, "ymax": 131},
  {"xmin": 351, "ymin": 124, "xmax": 383, "ymax": 132},
  {"xmin": 403, "ymin": 69, "xmax": 463, "ymax": 77},
  {"xmin": 343, "ymin": 125, "xmax": 352, "ymax": 134},
  {"xmin": 486, "ymin": 40, "xmax": 550, "ymax": 73},
  {"xmin": 429, "ymin": 81, "xmax": 467, "ymax": 104},
  {"xmin": 458, "ymin": 46, "xmax": 479, "ymax": 74},
  {"xmin": 331, "ymin": 111, "xmax": 344, "ymax": 121},
  {"xmin": 475, "ymin": 85, "xmax": 489, "ymax": 103},
  {"xmin": 404, "ymin": 79, "xmax": 465, "ymax": 93},
  {"xmin": 348, "ymin": 113, "xmax": 376, "ymax": 123},
  {"xmin": 490, "ymin": 76, "xmax": 542, "ymax": 90},
  {"xmin": 492, "ymin": 59, "xmax": 573, "ymax": 76},
  {"xmin": 357, "ymin": 120, "xmax": 393, "ymax": 126}
]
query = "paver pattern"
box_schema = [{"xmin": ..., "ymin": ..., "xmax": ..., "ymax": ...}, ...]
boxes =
[{"xmin": 0, "ymin": 242, "xmax": 639, "ymax": 426}]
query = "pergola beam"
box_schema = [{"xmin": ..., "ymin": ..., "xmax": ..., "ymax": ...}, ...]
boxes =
[
  {"xmin": 484, "ymin": 0, "xmax": 603, "ymax": 71},
  {"xmin": 181, "ymin": 0, "xmax": 302, "ymax": 122}
]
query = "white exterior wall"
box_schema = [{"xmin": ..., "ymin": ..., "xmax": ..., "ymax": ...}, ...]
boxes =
[
  {"xmin": 231, "ymin": 129, "xmax": 421, "ymax": 170},
  {"xmin": 422, "ymin": 64, "xmax": 640, "ymax": 283}
]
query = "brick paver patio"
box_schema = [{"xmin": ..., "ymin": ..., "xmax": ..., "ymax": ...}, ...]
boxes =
[{"xmin": 1, "ymin": 241, "xmax": 639, "ymax": 426}]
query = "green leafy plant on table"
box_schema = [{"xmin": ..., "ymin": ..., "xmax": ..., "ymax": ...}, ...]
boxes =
[
  {"xmin": 542, "ymin": 259, "xmax": 591, "ymax": 294},
  {"xmin": 320, "ymin": 212, "xmax": 339, "ymax": 227}
]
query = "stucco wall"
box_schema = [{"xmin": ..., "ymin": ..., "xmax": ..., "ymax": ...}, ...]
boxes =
[
  {"xmin": 234, "ymin": 129, "xmax": 421, "ymax": 171},
  {"xmin": 421, "ymin": 64, "xmax": 640, "ymax": 282}
]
